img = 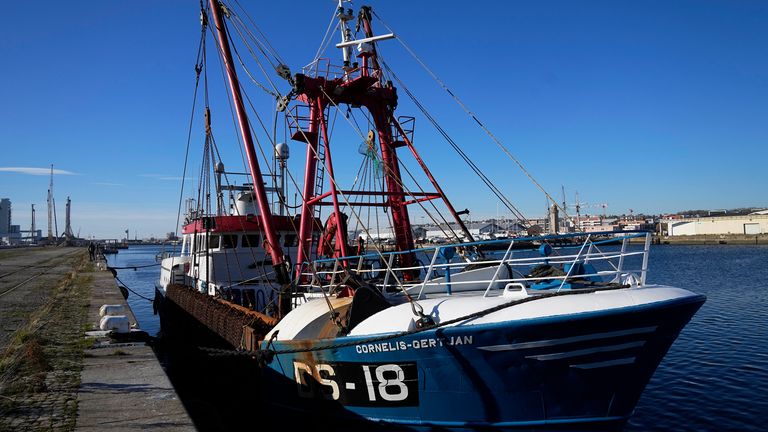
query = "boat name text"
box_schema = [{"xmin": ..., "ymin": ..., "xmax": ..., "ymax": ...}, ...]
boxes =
[{"xmin": 355, "ymin": 335, "xmax": 473, "ymax": 354}]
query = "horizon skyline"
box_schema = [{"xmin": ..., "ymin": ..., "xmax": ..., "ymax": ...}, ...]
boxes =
[
  {"xmin": 2, "ymin": 1, "xmax": 766, "ymax": 239},
  {"xmin": 1, "ymin": 183, "xmax": 765, "ymax": 240}
]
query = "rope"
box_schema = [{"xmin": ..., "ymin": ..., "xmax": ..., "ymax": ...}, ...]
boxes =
[
  {"xmin": 113, "ymin": 274, "xmax": 154, "ymax": 302},
  {"xmin": 200, "ymin": 283, "xmax": 630, "ymax": 359},
  {"xmin": 108, "ymin": 263, "xmax": 160, "ymax": 270}
]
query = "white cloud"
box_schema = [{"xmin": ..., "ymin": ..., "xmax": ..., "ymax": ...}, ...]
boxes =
[{"xmin": 0, "ymin": 167, "xmax": 77, "ymax": 176}]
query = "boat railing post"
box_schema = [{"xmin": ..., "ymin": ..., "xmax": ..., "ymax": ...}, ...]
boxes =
[
  {"xmin": 585, "ymin": 243, "xmax": 594, "ymax": 263},
  {"xmin": 355, "ymin": 252, "xmax": 365, "ymax": 276},
  {"xmin": 558, "ymin": 234, "xmax": 591, "ymax": 292},
  {"xmin": 641, "ymin": 232, "xmax": 651, "ymax": 286},
  {"xmin": 328, "ymin": 259, "xmax": 340, "ymax": 292},
  {"xmin": 418, "ymin": 246, "xmax": 442, "ymax": 300},
  {"xmin": 484, "ymin": 240, "xmax": 515, "ymax": 297},
  {"xmin": 382, "ymin": 253, "xmax": 396, "ymax": 289},
  {"xmin": 618, "ymin": 234, "xmax": 628, "ymax": 274}
]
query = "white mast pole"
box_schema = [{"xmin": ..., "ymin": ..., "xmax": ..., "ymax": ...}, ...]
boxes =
[{"xmin": 337, "ymin": 0, "xmax": 354, "ymax": 69}]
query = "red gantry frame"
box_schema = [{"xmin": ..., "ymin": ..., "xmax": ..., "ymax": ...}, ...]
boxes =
[{"xmin": 292, "ymin": 7, "xmax": 473, "ymax": 279}]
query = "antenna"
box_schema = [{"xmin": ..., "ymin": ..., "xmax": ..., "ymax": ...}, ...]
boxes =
[
  {"xmin": 53, "ymin": 196, "xmax": 58, "ymax": 239},
  {"xmin": 561, "ymin": 185, "xmax": 566, "ymax": 214},
  {"xmin": 47, "ymin": 164, "xmax": 54, "ymax": 241},
  {"xmin": 575, "ymin": 191, "xmax": 582, "ymax": 228},
  {"xmin": 561, "ymin": 185, "xmax": 566, "ymax": 231},
  {"xmin": 336, "ymin": 0, "xmax": 355, "ymax": 69},
  {"xmin": 31, "ymin": 204, "xmax": 36, "ymax": 244},
  {"xmin": 597, "ymin": 203, "xmax": 608, "ymax": 219}
]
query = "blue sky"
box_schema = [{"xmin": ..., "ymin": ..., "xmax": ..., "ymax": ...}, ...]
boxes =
[{"xmin": 1, "ymin": 1, "xmax": 766, "ymax": 239}]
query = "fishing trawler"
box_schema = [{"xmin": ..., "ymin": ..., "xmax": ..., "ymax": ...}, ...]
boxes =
[{"xmin": 156, "ymin": 1, "xmax": 705, "ymax": 430}]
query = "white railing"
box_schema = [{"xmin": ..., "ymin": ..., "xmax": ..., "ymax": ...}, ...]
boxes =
[
  {"xmin": 302, "ymin": 58, "xmax": 377, "ymax": 82},
  {"xmin": 296, "ymin": 231, "xmax": 653, "ymax": 298}
]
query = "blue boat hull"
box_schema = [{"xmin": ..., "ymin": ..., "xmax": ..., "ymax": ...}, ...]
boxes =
[{"xmin": 260, "ymin": 294, "xmax": 705, "ymax": 431}]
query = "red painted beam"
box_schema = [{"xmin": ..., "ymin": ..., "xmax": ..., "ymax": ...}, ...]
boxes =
[{"xmin": 208, "ymin": 0, "xmax": 287, "ymax": 275}]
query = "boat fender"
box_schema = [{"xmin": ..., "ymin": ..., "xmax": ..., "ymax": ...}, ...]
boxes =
[
  {"xmin": 99, "ymin": 304, "xmax": 125, "ymax": 317},
  {"xmin": 106, "ymin": 266, "xmax": 118, "ymax": 278},
  {"xmin": 342, "ymin": 285, "xmax": 392, "ymax": 334},
  {"xmin": 99, "ymin": 315, "xmax": 130, "ymax": 334}
]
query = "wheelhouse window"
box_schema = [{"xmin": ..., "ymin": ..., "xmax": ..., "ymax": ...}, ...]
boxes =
[
  {"xmin": 208, "ymin": 234, "xmax": 221, "ymax": 249},
  {"xmin": 221, "ymin": 234, "xmax": 238, "ymax": 249},
  {"xmin": 242, "ymin": 234, "xmax": 261, "ymax": 248}
]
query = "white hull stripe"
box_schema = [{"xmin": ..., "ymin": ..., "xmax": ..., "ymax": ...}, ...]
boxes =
[
  {"xmin": 477, "ymin": 326, "xmax": 657, "ymax": 352},
  {"xmin": 571, "ymin": 357, "xmax": 637, "ymax": 369},
  {"xmin": 526, "ymin": 341, "xmax": 646, "ymax": 361}
]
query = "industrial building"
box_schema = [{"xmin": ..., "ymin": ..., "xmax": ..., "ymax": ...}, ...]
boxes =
[
  {"xmin": 0, "ymin": 198, "xmax": 23, "ymax": 245},
  {"xmin": 0, "ymin": 198, "xmax": 42, "ymax": 245},
  {"xmin": 665, "ymin": 213, "xmax": 768, "ymax": 236},
  {"xmin": 0, "ymin": 198, "xmax": 10, "ymax": 236}
]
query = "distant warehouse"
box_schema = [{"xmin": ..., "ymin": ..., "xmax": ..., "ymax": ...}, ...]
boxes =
[{"xmin": 665, "ymin": 212, "xmax": 768, "ymax": 236}]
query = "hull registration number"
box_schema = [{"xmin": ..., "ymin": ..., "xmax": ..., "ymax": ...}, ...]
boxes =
[{"xmin": 293, "ymin": 361, "xmax": 419, "ymax": 407}]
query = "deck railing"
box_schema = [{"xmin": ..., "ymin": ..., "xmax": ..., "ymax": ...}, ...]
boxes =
[
  {"xmin": 296, "ymin": 231, "xmax": 654, "ymax": 298},
  {"xmin": 302, "ymin": 58, "xmax": 378, "ymax": 82}
]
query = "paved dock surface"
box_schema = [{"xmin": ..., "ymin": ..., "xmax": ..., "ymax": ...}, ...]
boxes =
[
  {"xmin": 0, "ymin": 247, "xmax": 86, "ymax": 430},
  {"xmin": 75, "ymin": 259, "xmax": 194, "ymax": 431},
  {"xmin": 0, "ymin": 247, "xmax": 194, "ymax": 431}
]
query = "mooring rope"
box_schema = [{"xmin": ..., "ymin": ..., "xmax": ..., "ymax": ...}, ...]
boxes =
[
  {"xmin": 107, "ymin": 263, "xmax": 160, "ymax": 270},
  {"xmin": 112, "ymin": 274, "xmax": 154, "ymax": 302}
]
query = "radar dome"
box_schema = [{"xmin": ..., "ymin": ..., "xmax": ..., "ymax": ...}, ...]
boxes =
[{"xmin": 275, "ymin": 142, "xmax": 289, "ymax": 160}]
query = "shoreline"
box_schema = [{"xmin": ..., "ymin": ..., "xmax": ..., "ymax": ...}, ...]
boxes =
[{"xmin": 655, "ymin": 234, "xmax": 768, "ymax": 245}]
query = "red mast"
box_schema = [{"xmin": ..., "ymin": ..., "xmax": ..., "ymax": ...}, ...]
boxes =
[{"xmin": 207, "ymin": 0, "xmax": 289, "ymax": 286}]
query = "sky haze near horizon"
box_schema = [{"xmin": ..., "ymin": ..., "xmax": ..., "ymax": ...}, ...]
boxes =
[{"xmin": 1, "ymin": 1, "xmax": 766, "ymax": 239}]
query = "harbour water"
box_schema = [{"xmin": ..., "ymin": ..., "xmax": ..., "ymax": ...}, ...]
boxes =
[{"xmin": 107, "ymin": 244, "xmax": 768, "ymax": 431}]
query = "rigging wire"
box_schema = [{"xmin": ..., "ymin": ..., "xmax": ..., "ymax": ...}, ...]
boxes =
[
  {"xmin": 232, "ymin": 0, "xmax": 287, "ymax": 66},
  {"xmin": 312, "ymin": 6, "xmax": 342, "ymax": 63},
  {"xmin": 318, "ymin": 85, "xmax": 465, "ymax": 241},
  {"xmin": 380, "ymin": 59, "xmax": 530, "ymax": 227},
  {"xmin": 373, "ymin": 9, "xmax": 574, "ymax": 224},
  {"xmin": 282, "ymin": 92, "xmax": 426, "ymax": 307},
  {"xmin": 226, "ymin": 14, "xmax": 282, "ymax": 98},
  {"xmin": 200, "ymin": 3, "xmax": 432, "ymax": 319},
  {"xmin": 201, "ymin": 9, "xmax": 335, "ymax": 301},
  {"xmin": 197, "ymin": 13, "xmax": 281, "ymax": 292},
  {"xmin": 175, "ymin": 17, "xmax": 209, "ymax": 237}
]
